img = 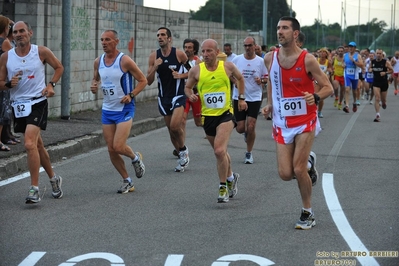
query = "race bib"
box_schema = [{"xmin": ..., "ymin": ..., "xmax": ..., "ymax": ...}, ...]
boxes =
[
  {"xmin": 203, "ymin": 92, "xmax": 226, "ymax": 109},
  {"xmin": 12, "ymin": 100, "xmax": 32, "ymax": 118},
  {"xmin": 102, "ymin": 84, "xmax": 118, "ymax": 100},
  {"xmin": 366, "ymin": 72, "xmax": 374, "ymax": 79},
  {"xmin": 346, "ymin": 68, "xmax": 355, "ymax": 75},
  {"xmin": 280, "ymin": 97, "xmax": 307, "ymax": 116}
]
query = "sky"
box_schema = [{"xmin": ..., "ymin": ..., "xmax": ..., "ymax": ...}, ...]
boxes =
[{"xmin": 144, "ymin": 0, "xmax": 398, "ymax": 28}]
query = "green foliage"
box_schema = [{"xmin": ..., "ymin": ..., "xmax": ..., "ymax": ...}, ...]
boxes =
[
  {"xmin": 191, "ymin": 0, "xmax": 293, "ymax": 32},
  {"xmin": 191, "ymin": 0, "xmax": 395, "ymax": 54}
]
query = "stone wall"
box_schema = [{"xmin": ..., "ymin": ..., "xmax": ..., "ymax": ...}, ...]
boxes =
[{"xmin": 1, "ymin": 0, "xmax": 261, "ymax": 117}]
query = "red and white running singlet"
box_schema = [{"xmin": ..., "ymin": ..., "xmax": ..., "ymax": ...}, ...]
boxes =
[{"xmin": 270, "ymin": 50, "xmax": 317, "ymax": 128}]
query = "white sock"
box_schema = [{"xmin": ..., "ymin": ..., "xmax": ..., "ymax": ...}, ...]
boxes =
[
  {"xmin": 125, "ymin": 177, "xmax": 132, "ymax": 183},
  {"xmin": 303, "ymin": 207, "xmax": 312, "ymax": 213},
  {"xmin": 227, "ymin": 174, "xmax": 234, "ymax": 182},
  {"xmin": 307, "ymin": 161, "xmax": 312, "ymax": 169}
]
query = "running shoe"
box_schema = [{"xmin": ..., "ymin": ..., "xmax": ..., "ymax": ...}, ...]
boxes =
[
  {"xmin": 308, "ymin": 151, "xmax": 318, "ymax": 186},
  {"xmin": 333, "ymin": 99, "xmax": 338, "ymax": 107},
  {"xmin": 25, "ymin": 186, "xmax": 41, "ymax": 204},
  {"xmin": 50, "ymin": 175, "xmax": 63, "ymax": 198},
  {"xmin": 175, "ymin": 147, "xmax": 189, "ymax": 172},
  {"xmin": 373, "ymin": 115, "xmax": 380, "ymax": 122},
  {"xmin": 352, "ymin": 103, "xmax": 357, "ymax": 112},
  {"xmin": 117, "ymin": 179, "xmax": 135, "ymax": 194},
  {"xmin": 132, "ymin": 152, "xmax": 145, "ymax": 178},
  {"xmin": 382, "ymin": 102, "xmax": 387, "ymax": 109},
  {"xmin": 343, "ymin": 106, "xmax": 349, "ymax": 113},
  {"xmin": 295, "ymin": 209, "xmax": 316, "ymax": 229},
  {"xmin": 244, "ymin": 152, "xmax": 254, "ymax": 164},
  {"xmin": 369, "ymin": 101, "xmax": 373, "ymax": 105},
  {"xmin": 337, "ymin": 103, "xmax": 342, "ymax": 110},
  {"xmin": 356, "ymin": 100, "xmax": 360, "ymax": 106},
  {"xmin": 318, "ymin": 111, "xmax": 323, "ymax": 118},
  {"xmin": 227, "ymin": 173, "xmax": 239, "ymax": 198},
  {"xmin": 217, "ymin": 186, "xmax": 229, "ymax": 203}
]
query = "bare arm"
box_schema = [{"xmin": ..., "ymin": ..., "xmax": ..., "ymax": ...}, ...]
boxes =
[
  {"xmin": 184, "ymin": 65, "xmax": 199, "ymax": 102},
  {"xmin": 39, "ymin": 46, "xmax": 64, "ymax": 97},
  {"xmin": 261, "ymin": 52, "xmax": 273, "ymax": 118},
  {"xmin": 146, "ymin": 52, "xmax": 162, "ymax": 85},
  {"xmin": 172, "ymin": 50, "xmax": 190, "ymax": 80},
  {"xmin": 40, "ymin": 46, "xmax": 64, "ymax": 84},
  {"xmin": 1, "ymin": 39, "xmax": 12, "ymax": 53},
  {"xmin": 90, "ymin": 57, "xmax": 100, "ymax": 94},
  {"xmin": 121, "ymin": 55, "xmax": 147, "ymax": 97},
  {"xmin": 225, "ymin": 61, "xmax": 247, "ymax": 111},
  {"xmin": 385, "ymin": 60, "xmax": 394, "ymax": 75}
]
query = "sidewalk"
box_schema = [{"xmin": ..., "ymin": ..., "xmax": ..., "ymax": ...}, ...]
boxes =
[{"xmin": 0, "ymin": 98, "xmax": 168, "ymax": 180}]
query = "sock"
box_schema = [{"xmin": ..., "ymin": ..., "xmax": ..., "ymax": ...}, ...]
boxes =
[
  {"xmin": 307, "ymin": 161, "xmax": 312, "ymax": 169},
  {"xmin": 31, "ymin": 185, "xmax": 39, "ymax": 190},
  {"xmin": 376, "ymin": 113, "xmax": 380, "ymax": 116},
  {"xmin": 227, "ymin": 174, "xmax": 234, "ymax": 182},
  {"xmin": 219, "ymin": 182, "xmax": 226, "ymax": 188},
  {"xmin": 303, "ymin": 207, "xmax": 312, "ymax": 213},
  {"xmin": 50, "ymin": 175, "xmax": 57, "ymax": 181},
  {"xmin": 125, "ymin": 177, "xmax": 132, "ymax": 183},
  {"xmin": 132, "ymin": 155, "xmax": 138, "ymax": 163}
]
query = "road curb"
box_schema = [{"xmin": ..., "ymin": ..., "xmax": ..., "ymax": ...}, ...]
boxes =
[{"xmin": 0, "ymin": 117, "xmax": 165, "ymax": 180}]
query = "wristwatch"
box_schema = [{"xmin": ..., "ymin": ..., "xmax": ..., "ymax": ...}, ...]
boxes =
[
  {"xmin": 238, "ymin": 93, "xmax": 246, "ymax": 100},
  {"xmin": 49, "ymin": 82, "xmax": 56, "ymax": 87},
  {"xmin": 313, "ymin": 93, "xmax": 320, "ymax": 105},
  {"xmin": 129, "ymin": 92, "xmax": 135, "ymax": 99}
]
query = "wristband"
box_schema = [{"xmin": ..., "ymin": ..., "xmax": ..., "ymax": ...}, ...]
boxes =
[
  {"xmin": 313, "ymin": 93, "xmax": 320, "ymax": 105},
  {"xmin": 5, "ymin": 81, "xmax": 12, "ymax": 88}
]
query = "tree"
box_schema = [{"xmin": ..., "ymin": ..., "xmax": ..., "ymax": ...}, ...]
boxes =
[{"xmin": 191, "ymin": 0, "xmax": 293, "ymax": 32}]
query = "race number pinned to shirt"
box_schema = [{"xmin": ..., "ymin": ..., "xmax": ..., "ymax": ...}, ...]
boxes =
[
  {"xmin": 346, "ymin": 68, "xmax": 355, "ymax": 75},
  {"xmin": 102, "ymin": 84, "xmax": 118, "ymax": 101},
  {"xmin": 12, "ymin": 100, "xmax": 32, "ymax": 118},
  {"xmin": 204, "ymin": 92, "xmax": 226, "ymax": 109},
  {"xmin": 280, "ymin": 97, "xmax": 307, "ymax": 116}
]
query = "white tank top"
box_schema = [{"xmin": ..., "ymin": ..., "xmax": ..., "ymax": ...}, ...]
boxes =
[
  {"xmin": 7, "ymin": 44, "xmax": 46, "ymax": 102},
  {"xmin": 99, "ymin": 52, "xmax": 132, "ymax": 111}
]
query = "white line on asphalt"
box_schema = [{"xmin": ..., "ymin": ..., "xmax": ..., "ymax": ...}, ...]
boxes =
[
  {"xmin": 323, "ymin": 103, "xmax": 378, "ymax": 266},
  {"xmin": 0, "ymin": 167, "xmax": 44, "ymax": 187},
  {"xmin": 323, "ymin": 173, "xmax": 379, "ymax": 266}
]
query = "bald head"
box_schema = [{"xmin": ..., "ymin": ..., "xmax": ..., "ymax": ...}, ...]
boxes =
[
  {"xmin": 201, "ymin": 39, "xmax": 220, "ymax": 65},
  {"xmin": 202, "ymin": 39, "xmax": 218, "ymax": 50}
]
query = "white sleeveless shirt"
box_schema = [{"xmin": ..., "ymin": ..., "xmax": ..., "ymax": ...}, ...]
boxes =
[
  {"xmin": 99, "ymin": 52, "xmax": 133, "ymax": 111},
  {"xmin": 7, "ymin": 44, "xmax": 46, "ymax": 102}
]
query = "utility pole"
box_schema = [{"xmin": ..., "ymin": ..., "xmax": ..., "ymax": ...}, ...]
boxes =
[
  {"xmin": 61, "ymin": 0, "xmax": 71, "ymax": 120},
  {"xmin": 263, "ymin": 0, "xmax": 268, "ymax": 46}
]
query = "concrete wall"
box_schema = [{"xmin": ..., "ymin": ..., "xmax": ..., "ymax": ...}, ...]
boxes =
[{"xmin": 1, "ymin": 0, "xmax": 261, "ymax": 117}]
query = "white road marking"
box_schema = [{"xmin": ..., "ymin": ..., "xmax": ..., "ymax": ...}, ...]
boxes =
[
  {"xmin": 0, "ymin": 167, "xmax": 44, "ymax": 187},
  {"xmin": 323, "ymin": 174, "xmax": 379, "ymax": 266},
  {"xmin": 322, "ymin": 103, "xmax": 378, "ymax": 266}
]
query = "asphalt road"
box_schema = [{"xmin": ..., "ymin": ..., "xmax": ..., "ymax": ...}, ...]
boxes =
[{"xmin": 1, "ymin": 91, "xmax": 398, "ymax": 266}]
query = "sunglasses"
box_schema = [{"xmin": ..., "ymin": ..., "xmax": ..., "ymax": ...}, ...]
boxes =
[{"xmin": 243, "ymin": 44, "xmax": 253, "ymax": 47}]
